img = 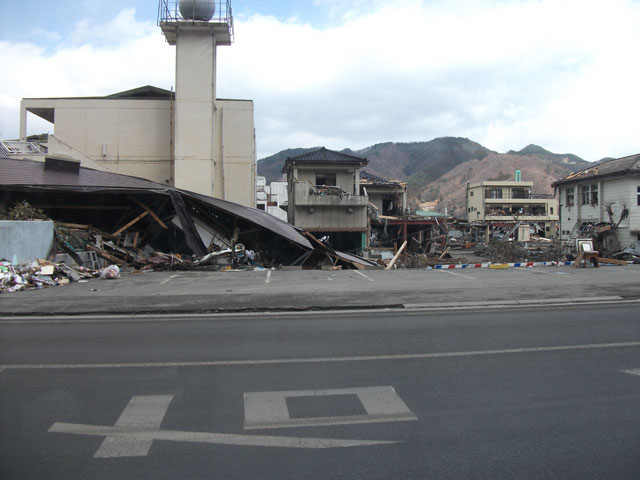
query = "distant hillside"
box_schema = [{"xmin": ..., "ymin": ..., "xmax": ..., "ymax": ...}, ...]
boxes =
[
  {"xmin": 257, "ymin": 138, "xmax": 591, "ymax": 216},
  {"xmin": 257, "ymin": 137, "xmax": 493, "ymax": 186},
  {"xmin": 353, "ymin": 137, "xmax": 494, "ymax": 191},
  {"xmin": 507, "ymin": 144, "xmax": 588, "ymax": 170}
]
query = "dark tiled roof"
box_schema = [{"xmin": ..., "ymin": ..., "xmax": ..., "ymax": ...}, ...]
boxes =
[
  {"xmin": 553, "ymin": 153, "xmax": 640, "ymax": 187},
  {"xmin": 283, "ymin": 147, "xmax": 367, "ymax": 173}
]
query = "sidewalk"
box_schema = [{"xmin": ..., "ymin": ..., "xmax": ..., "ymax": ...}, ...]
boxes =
[{"xmin": 2, "ymin": 264, "xmax": 639, "ymax": 316}]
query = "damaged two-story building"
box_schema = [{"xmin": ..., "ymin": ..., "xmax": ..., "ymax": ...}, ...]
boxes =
[
  {"xmin": 466, "ymin": 177, "xmax": 559, "ymax": 241},
  {"xmin": 283, "ymin": 148, "xmax": 369, "ymax": 254},
  {"xmin": 553, "ymin": 153, "xmax": 640, "ymax": 252}
]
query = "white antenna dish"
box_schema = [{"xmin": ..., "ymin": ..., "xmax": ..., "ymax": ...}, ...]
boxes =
[{"xmin": 179, "ymin": 0, "xmax": 216, "ymax": 21}]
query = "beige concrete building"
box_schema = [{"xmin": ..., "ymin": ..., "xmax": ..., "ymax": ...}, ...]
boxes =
[
  {"xmin": 19, "ymin": 1, "xmax": 256, "ymax": 207},
  {"xmin": 284, "ymin": 148, "xmax": 369, "ymax": 253},
  {"xmin": 466, "ymin": 179, "xmax": 559, "ymax": 239}
]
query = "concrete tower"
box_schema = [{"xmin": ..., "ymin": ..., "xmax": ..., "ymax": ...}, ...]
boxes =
[{"xmin": 158, "ymin": 1, "xmax": 234, "ymax": 197}]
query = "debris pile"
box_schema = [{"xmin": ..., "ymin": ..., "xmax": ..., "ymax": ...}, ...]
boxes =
[
  {"xmin": 473, "ymin": 240, "xmax": 564, "ymax": 263},
  {"xmin": 0, "ymin": 258, "xmax": 101, "ymax": 294},
  {"xmin": 311, "ymin": 184, "xmax": 351, "ymax": 198}
]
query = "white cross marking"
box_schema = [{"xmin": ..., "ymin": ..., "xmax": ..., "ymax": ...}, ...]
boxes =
[{"xmin": 48, "ymin": 394, "xmax": 398, "ymax": 457}]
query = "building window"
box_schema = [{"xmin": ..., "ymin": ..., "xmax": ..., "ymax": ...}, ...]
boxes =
[
  {"xmin": 581, "ymin": 184, "xmax": 598, "ymax": 206},
  {"xmin": 637, "ymin": 186, "xmax": 640, "ymax": 206},
  {"xmin": 511, "ymin": 187, "xmax": 527, "ymax": 199},
  {"xmin": 550, "ymin": 207, "xmax": 554, "ymax": 215},
  {"xmin": 316, "ymin": 173, "xmax": 336, "ymax": 187},
  {"xmin": 486, "ymin": 188, "xmax": 502, "ymax": 199},
  {"xmin": 566, "ymin": 188, "xmax": 574, "ymax": 206},
  {"xmin": 470, "ymin": 191, "xmax": 474, "ymax": 197}
]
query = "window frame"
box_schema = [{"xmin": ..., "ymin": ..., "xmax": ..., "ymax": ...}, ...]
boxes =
[
  {"xmin": 486, "ymin": 188, "xmax": 503, "ymax": 199},
  {"xmin": 566, "ymin": 187, "xmax": 574, "ymax": 207},
  {"xmin": 315, "ymin": 172, "xmax": 337, "ymax": 187},
  {"xmin": 580, "ymin": 184, "xmax": 599, "ymax": 206}
]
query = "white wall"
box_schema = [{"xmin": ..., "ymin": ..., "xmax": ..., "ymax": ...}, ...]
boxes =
[
  {"xmin": 216, "ymin": 99, "xmax": 256, "ymax": 207},
  {"xmin": 23, "ymin": 98, "xmax": 172, "ymax": 184}
]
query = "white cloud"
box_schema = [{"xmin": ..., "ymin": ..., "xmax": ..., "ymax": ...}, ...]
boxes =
[
  {"xmin": 217, "ymin": 0, "xmax": 640, "ymax": 160},
  {"xmin": 0, "ymin": 9, "xmax": 173, "ymax": 140},
  {"xmin": 2, "ymin": 0, "xmax": 640, "ymax": 162}
]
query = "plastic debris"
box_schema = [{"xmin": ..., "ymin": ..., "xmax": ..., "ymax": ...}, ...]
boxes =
[{"xmin": 99, "ymin": 265, "xmax": 121, "ymax": 279}]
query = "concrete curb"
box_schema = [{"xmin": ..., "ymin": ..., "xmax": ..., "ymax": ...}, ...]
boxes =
[
  {"xmin": 2, "ymin": 296, "xmax": 636, "ymax": 320},
  {"xmin": 403, "ymin": 296, "xmax": 627, "ymax": 309}
]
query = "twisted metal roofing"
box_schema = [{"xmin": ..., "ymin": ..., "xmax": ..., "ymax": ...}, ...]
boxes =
[
  {"xmin": 0, "ymin": 157, "xmax": 313, "ymax": 250},
  {"xmin": 553, "ymin": 153, "xmax": 640, "ymax": 186}
]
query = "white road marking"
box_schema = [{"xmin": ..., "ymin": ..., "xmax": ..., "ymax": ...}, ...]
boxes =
[
  {"xmin": 7, "ymin": 341, "xmax": 640, "ymax": 371},
  {"xmin": 403, "ymin": 296, "xmax": 624, "ymax": 309},
  {"xmin": 437, "ymin": 270, "xmax": 476, "ymax": 280},
  {"xmin": 354, "ymin": 270, "xmax": 375, "ymax": 282},
  {"xmin": 265, "ymin": 270, "xmax": 272, "ymax": 284},
  {"xmin": 160, "ymin": 275, "xmax": 178, "ymax": 285},
  {"xmin": 244, "ymin": 386, "xmax": 416, "ymax": 430},
  {"xmin": 513, "ymin": 268, "xmax": 550, "ymax": 275},
  {"xmin": 49, "ymin": 423, "xmax": 395, "ymax": 451},
  {"xmin": 3, "ymin": 298, "xmax": 637, "ymax": 324},
  {"xmin": 95, "ymin": 395, "xmax": 173, "ymax": 458},
  {"xmin": 623, "ymin": 368, "xmax": 640, "ymax": 376}
]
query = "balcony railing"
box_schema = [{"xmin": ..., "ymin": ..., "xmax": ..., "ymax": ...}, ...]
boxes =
[
  {"xmin": 485, "ymin": 207, "xmax": 549, "ymax": 217},
  {"xmin": 484, "ymin": 191, "xmax": 554, "ymax": 200},
  {"xmin": 293, "ymin": 182, "xmax": 368, "ymax": 207}
]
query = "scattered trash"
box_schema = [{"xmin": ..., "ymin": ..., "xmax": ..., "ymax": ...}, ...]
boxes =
[
  {"xmin": 99, "ymin": 265, "xmax": 121, "ymax": 279},
  {"xmin": 0, "ymin": 257, "xmax": 97, "ymax": 294}
]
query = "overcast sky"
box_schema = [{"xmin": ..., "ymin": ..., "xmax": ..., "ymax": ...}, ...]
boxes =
[{"xmin": 1, "ymin": 0, "xmax": 639, "ymax": 161}]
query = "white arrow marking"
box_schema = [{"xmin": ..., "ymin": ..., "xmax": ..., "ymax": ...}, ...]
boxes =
[
  {"xmin": 49, "ymin": 422, "xmax": 396, "ymax": 451},
  {"xmin": 623, "ymin": 369, "xmax": 640, "ymax": 376}
]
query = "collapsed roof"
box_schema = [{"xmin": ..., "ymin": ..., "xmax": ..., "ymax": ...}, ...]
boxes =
[
  {"xmin": 552, "ymin": 153, "xmax": 640, "ymax": 187},
  {"xmin": 1, "ymin": 156, "xmax": 377, "ymax": 269},
  {"xmin": 360, "ymin": 170, "xmax": 407, "ymax": 187}
]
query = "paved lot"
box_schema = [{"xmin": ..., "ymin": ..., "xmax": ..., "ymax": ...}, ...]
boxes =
[
  {"xmin": 2, "ymin": 264, "xmax": 640, "ymax": 315},
  {"xmin": 2, "ymin": 305, "xmax": 640, "ymax": 479}
]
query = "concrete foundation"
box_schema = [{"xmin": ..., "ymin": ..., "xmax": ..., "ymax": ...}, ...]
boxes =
[{"xmin": 0, "ymin": 220, "xmax": 54, "ymax": 264}]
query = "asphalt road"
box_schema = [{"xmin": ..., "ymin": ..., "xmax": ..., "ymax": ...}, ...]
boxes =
[{"xmin": 2, "ymin": 305, "xmax": 640, "ymax": 479}]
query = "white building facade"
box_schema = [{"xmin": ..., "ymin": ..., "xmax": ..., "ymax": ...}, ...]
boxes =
[{"xmin": 553, "ymin": 153, "xmax": 640, "ymax": 250}]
